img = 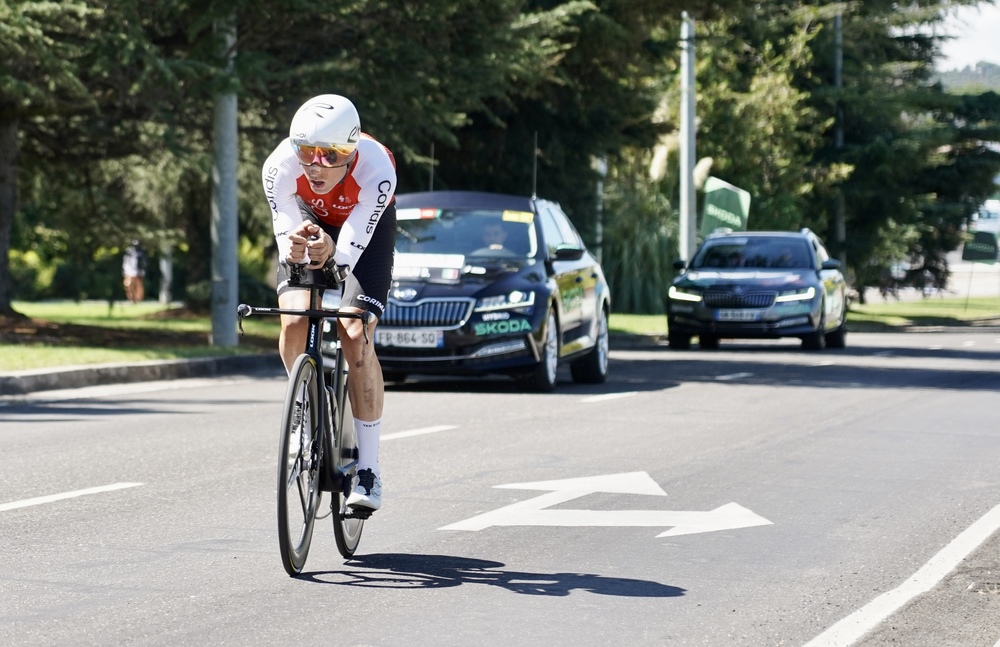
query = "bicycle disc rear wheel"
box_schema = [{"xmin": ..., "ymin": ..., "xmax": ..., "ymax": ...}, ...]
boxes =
[
  {"xmin": 330, "ymin": 356, "xmax": 364, "ymax": 558},
  {"xmin": 277, "ymin": 354, "xmax": 323, "ymax": 575}
]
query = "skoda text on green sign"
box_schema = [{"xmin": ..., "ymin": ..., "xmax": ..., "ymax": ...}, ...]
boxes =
[
  {"xmin": 699, "ymin": 177, "xmax": 752, "ymax": 237},
  {"xmin": 962, "ymin": 230, "xmax": 999, "ymax": 264}
]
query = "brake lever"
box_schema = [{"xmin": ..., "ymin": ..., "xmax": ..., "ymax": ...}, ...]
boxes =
[
  {"xmin": 236, "ymin": 304, "xmax": 250, "ymax": 336},
  {"xmin": 360, "ymin": 310, "xmax": 372, "ymax": 345}
]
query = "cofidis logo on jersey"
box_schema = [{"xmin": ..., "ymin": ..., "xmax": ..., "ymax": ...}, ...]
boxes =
[{"xmin": 366, "ymin": 180, "xmax": 393, "ymax": 234}]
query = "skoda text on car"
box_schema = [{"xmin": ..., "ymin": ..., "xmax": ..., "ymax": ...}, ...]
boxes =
[
  {"xmin": 666, "ymin": 229, "xmax": 848, "ymax": 350},
  {"xmin": 323, "ymin": 191, "xmax": 611, "ymax": 391}
]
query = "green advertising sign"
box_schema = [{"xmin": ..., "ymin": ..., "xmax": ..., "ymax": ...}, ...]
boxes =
[
  {"xmin": 699, "ymin": 177, "xmax": 751, "ymax": 237},
  {"xmin": 962, "ymin": 230, "xmax": 999, "ymax": 264}
]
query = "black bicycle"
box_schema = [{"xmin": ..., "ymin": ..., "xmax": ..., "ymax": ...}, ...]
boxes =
[{"xmin": 237, "ymin": 262, "xmax": 372, "ymax": 575}]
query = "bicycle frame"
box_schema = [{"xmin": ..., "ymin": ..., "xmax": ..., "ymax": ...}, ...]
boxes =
[{"xmin": 237, "ymin": 281, "xmax": 371, "ymax": 495}]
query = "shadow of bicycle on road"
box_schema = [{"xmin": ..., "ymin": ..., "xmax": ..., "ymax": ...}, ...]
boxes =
[{"xmin": 300, "ymin": 553, "xmax": 685, "ymax": 598}]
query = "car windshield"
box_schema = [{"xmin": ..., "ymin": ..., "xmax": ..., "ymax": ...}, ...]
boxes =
[
  {"xmin": 395, "ymin": 207, "xmax": 537, "ymax": 259},
  {"xmin": 692, "ymin": 237, "xmax": 813, "ymax": 269}
]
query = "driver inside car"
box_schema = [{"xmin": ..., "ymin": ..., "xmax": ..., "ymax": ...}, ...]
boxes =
[{"xmin": 481, "ymin": 221, "xmax": 508, "ymax": 250}]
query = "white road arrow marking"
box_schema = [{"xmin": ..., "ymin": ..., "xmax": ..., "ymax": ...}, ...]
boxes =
[{"xmin": 440, "ymin": 472, "xmax": 772, "ymax": 537}]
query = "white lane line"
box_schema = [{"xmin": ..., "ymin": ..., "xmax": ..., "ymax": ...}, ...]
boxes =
[
  {"xmin": 382, "ymin": 425, "xmax": 457, "ymax": 441},
  {"xmin": 0, "ymin": 482, "xmax": 143, "ymax": 512},
  {"xmin": 580, "ymin": 392, "xmax": 638, "ymax": 403},
  {"xmin": 716, "ymin": 372, "xmax": 753, "ymax": 381},
  {"xmin": 803, "ymin": 502, "xmax": 1000, "ymax": 647}
]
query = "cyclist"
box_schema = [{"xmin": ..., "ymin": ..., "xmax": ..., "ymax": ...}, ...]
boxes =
[{"xmin": 261, "ymin": 94, "xmax": 396, "ymax": 511}]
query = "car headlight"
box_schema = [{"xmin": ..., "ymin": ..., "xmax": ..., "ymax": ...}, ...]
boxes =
[
  {"xmin": 475, "ymin": 290, "xmax": 536, "ymax": 313},
  {"xmin": 668, "ymin": 286, "xmax": 703, "ymax": 302},
  {"xmin": 775, "ymin": 286, "xmax": 816, "ymax": 302}
]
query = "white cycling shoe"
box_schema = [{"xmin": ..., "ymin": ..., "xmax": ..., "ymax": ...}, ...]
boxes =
[{"xmin": 346, "ymin": 469, "xmax": 382, "ymax": 510}]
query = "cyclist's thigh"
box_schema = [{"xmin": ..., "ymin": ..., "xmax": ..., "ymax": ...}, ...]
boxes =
[{"xmin": 341, "ymin": 202, "xmax": 396, "ymax": 321}]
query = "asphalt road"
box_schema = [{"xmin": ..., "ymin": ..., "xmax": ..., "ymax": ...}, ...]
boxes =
[{"xmin": 2, "ymin": 331, "xmax": 1000, "ymax": 647}]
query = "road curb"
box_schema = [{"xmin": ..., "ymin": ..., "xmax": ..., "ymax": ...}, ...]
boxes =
[{"xmin": 0, "ymin": 354, "xmax": 283, "ymax": 396}]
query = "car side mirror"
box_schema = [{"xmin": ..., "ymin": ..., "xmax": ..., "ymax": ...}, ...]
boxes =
[
  {"xmin": 673, "ymin": 259, "xmax": 687, "ymax": 271},
  {"xmin": 821, "ymin": 259, "xmax": 841, "ymax": 270},
  {"xmin": 552, "ymin": 244, "xmax": 585, "ymax": 261}
]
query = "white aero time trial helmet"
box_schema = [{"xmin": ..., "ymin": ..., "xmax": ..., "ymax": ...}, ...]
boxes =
[{"xmin": 289, "ymin": 94, "xmax": 361, "ymax": 168}]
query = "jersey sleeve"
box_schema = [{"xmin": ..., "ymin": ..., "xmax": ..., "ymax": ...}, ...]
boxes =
[
  {"xmin": 262, "ymin": 138, "xmax": 305, "ymax": 261},
  {"xmin": 332, "ymin": 138, "xmax": 397, "ymax": 271}
]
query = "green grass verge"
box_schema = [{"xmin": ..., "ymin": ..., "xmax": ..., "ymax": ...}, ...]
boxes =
[
  {"xmin": 847, "ymin": 296, "xmax": 1000, "ymax": 329},
  {"xmin": 2, "ymin": 300, "xmax": 280, "ymax": 372},
  {"xmin": 609, "ymin": 295, "xmax": 1000, "ymax": 337}
]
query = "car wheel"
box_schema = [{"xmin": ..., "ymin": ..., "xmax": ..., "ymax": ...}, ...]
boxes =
[
  {"xmin": 520, "ymin": 309, "xmax": 559, "ymax": 392},
  {"xmin": 570, "ymin": 307, "xmax": 609, "ymax": 384},
  {"xmin": 824, "ymin": 314, "xmax": 847, "ymax": 349},
  {"xmin": 801, "ymin": 309, "xmax": 826, "ymax": 350},
  {"xmin": 699, "ymin": 334, "xmax": 720, "ymax": 350},
  {"xmin": 668, "ymin": 330, "xmax": 691, "ymax": 350}
]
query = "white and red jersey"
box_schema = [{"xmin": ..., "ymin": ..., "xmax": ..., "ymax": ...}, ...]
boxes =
[{"xmin": 262, "ymin": 133, "xmax": 397, "ymax": 271}]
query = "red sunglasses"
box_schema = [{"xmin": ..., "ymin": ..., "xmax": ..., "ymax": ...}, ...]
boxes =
[{"xmin": 292, "ymin": 143, "xmax": 356, "ymax": 168}]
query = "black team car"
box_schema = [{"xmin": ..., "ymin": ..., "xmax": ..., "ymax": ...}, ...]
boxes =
[
  {"xmin": 324, "ymin": 191, "xmax": 611, "ymax": 391},
  {"xmin": 666, "ymin": 229, "xmax": 848, "ymax": 350}
]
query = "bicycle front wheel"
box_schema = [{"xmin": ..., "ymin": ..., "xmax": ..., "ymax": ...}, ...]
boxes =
[
  {"xmin": 330, "ymin": 355, "xmax": 364, "ymax": 558},
  {"xmin": 277, "ymin": 354, "xmax": 323, "ymax": 576}
]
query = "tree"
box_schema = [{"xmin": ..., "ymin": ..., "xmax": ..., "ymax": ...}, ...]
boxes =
[
  {"xmin": 1, "ymin": 1, "xmax": 97, "ymax": 315},
  {"xmin": 805, "ymin": 1, "xmax": 1000, "ymax": 296},
  {"xmin": 694, "ymin": 5, "xmax": 829, "ymax": 234},
  {"xmin": 431, "ymin": 1, "xmax": 749, "ymax": 240},
  {"xmin": 0, "ymin": 0, "xmax": 223, "ymax": 313}
]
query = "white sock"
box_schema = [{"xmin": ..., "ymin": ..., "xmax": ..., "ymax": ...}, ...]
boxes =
[{"xmin": 355, "ymin": 418, "xmax": 381, "ymax": 476}]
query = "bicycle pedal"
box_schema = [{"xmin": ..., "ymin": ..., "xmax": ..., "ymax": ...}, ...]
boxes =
[{"xmin": 343, "ymin": 508, "xmax": 373, "ymax": 520}]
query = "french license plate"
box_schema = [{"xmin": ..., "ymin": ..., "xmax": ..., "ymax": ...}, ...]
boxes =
[
  {"xmin": 716, "ymin": 309, "xmax": 761, "ymax": 322},
  {"xmin": 376, "ymin": 329, "xmax": 443, "ymax": 348}
]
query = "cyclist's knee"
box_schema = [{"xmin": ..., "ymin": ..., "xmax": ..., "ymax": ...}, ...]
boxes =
[
  {"xmin": 338, "ymin": 317, "xmax": 379, "ymax": 366},
  {"xmin": 281, "ymin": 314, "xmax": 309, "ymax": 333}
]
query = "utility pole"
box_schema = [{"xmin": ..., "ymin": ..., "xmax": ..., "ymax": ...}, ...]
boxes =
[
  {"xmin": 210, "ymin": 14, "xmax": 239, "ymax": 346},
  {"xmin": 833, "ymin": 9, "xmax": 847, "ymax": 268},
  {"xmin": 593, "ymin": 156, "xmax": 607, "ymax": 264},
  {"xmin": 679, "ymin": 12, "xmax": 697, "ymax": 262}
]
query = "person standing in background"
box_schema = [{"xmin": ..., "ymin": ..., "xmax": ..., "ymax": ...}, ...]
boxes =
[{"xmin": 122, "ymin": 240, "xmax": 147, "ymax": 303}]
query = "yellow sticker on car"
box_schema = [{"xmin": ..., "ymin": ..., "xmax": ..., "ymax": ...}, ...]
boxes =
[{"xmin": 502, "ymin": 210, "xmax": 534, "ymax": 223}]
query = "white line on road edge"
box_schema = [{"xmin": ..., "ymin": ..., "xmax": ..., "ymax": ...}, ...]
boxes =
[
  {"xmin": 382, "ymin": 425, "xmax": 457, "ymax": 441},
  {"xmin": 716, "ymin": 373, "xmax": 753, "ymax": 381},
  {"xmin": 803, "ymin": 502, "xmax": 1000, "ymax": 647},
  {"xmin": 0, "ymin": 482, "xmax": 143, "ymax": 512},
  {"xmin": 580, "ymin": 392, "xmax": 637, "ymax": 403}
]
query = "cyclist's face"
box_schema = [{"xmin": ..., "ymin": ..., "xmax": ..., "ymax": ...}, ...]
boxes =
[{"xmin": 300, "ymin": 161, "xmax": 350, "ymax": 194}]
